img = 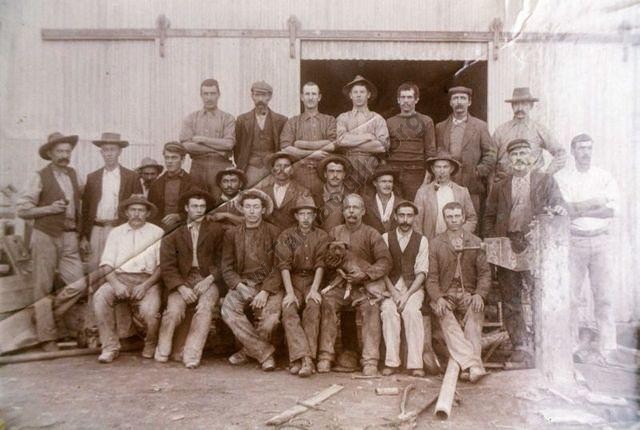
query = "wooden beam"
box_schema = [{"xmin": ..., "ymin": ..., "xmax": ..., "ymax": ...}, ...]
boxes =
[{"xmin": 265, "ymin": 384, "xmax": 344, "ymax": 426}]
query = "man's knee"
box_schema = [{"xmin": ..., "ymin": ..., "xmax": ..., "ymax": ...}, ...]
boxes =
[
  {"xmin": 94, "ymin": 283, "xmax": 115, "ymax": 308},
  {"xmin": 380, "ymin": 299, "xmax": 399, "ymax": 318}
]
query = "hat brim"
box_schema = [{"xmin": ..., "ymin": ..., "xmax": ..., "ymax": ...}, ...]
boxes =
[
  {"xmin": 118, "ymin": 200, "xmax": 158, "ymax": 220},
  {"xmin": 289, "ymin": 205, "xmax": 319, "ymax": 216},
  {"xmin": 426, "ymin": 157, "xmax": 461, "ymax": 177},
  {"xmin": 505, "ymin": 97, "xmax": 539, "ymax": 103},
  {"xmin": 369, "ymin": 170, "xmax": 400, "ymax": 184},
  {"xmin": 234, "ymin": 189, "xmax": 274, "ymax": 217},
  {"xmin": 318, "ymin": 156, "xmax": 352, "ymax": 181},
  {"xmin": 136, "ymin": 164, "xmax": 163, "ymax": 173},
  {"xmin": 92, "ymin": 141, "xmax": 129, "ymax": 148},
  {"xmin": 266, "ymin": 152, "xmax": 297, "ymax": 169},
  {"xmin": 215, "ymin": 169, "xmax": 247, "ymax": 187},
  {"xmin": 342, "ymin": 79, "xmax": 378, "ymax": 100},
  {"xmin": 178, "ymin": 189, "xmax": 216, "ymax": 212},
  {"xmin": 39, "ymin": 136, "xmax": 79, "ymax": 160}
]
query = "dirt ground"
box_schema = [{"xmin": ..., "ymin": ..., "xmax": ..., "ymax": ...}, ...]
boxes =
[{"xmin": 1, "ymin": 351, "xmax": 638, "ymax": 430}]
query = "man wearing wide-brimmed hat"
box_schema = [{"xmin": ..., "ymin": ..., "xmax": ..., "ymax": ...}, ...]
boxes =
[
  {"xmin": 413, "ymin": 150, "xmax": 477, "ymax": 239},
  {"xmin": 313, "ymin": 154, "xmax": 355, "ymax": 231},
  {"xmin": 335, "ymin": 75, "xmax": 390, "ymax": 193},
  {"xmin": 234, "ymin": 81, "xmax": 288, "ymax": 187},
  {"xmin": 221, "ymin": 189, "xmax": 283, "ymax": 371},
  {"xmin": 493, "ymin": 87, "xmax": 566, "ymax": 181},
  {"xmin": 362, "ymin": 165, "xmax": 402, "ymax": 234},
  {"xmin": 435, "ymin": 86, "xmax": 495, "ymax": 219},
  {"xmin": 136, "ymin": 157, "xmax": 163, "ymax": 197},
  {"xmin": 275, "ymin": 194, "xmax": 330, "ymax": 377},
  {"xmin": 147, "ymin": 141, "xmax": 194, "ymax": 229},
  {"xmin": 208, "ymin": 167, "xmax": 246, "ymax": 229},
  {"xmin": 156, "ymin": 188, "xmax": 224, "ymax": 368},
  {"xmin": 16, "ymin": 132, "xmax": 87, "ymax": 351},
  {"xmin": 93, "ymin": 194, "xmax": 164, "ymax": 363}
]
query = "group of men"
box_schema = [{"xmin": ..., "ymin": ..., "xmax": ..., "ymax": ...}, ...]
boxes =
[{"xmin": 17, "ymin": 74, "xmax": 618, "ymax": 379}]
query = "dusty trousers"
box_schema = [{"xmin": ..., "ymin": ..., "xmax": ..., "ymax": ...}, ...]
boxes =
[
  {"xmin": 380, "ymin": 289, "xmax": 425, "ymax": 369},
  {"xmin": 281, "ymin": 274, "xmax": 321, "ymax": 362}
]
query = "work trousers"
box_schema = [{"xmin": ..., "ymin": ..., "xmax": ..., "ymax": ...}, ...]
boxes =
[
  {"xmin": 221, "ymin": 283, "xmax": 283, "ymax": 363},
  {"xmin": 282, "ymin": 274, "xmax": 321, "ymax": 362},
  {"xmin": 380, "ymin": 289, "xmax": 425, "ymax": 369},
  {"xmin": 156, "ymin": 270, "xmax": 220, "ymax": 365},
  {"xmin": 190, "ymin": 156, "xmax": 233, "ymax": 196},
  {"xmin": 569, "ymin": 233, "xmax": 616, "ymax": 352},
  {"xmin": 496, "ymin": 267, "xmax": 533, "ymax": 349},
  {"xmin": 30, "ymin": 229, "xmax": 86, "ymax": 341},
  {"xmin": 94, "ymin": 273, "xmax": 161, "ymax": 353},
  {"xmin": 318, "ymin": 284, "xmax": 381, "ymax": 367}
]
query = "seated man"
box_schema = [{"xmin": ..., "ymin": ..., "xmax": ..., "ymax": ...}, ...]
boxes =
[
  {"xmin": 220, "ymin": 189, "xmax": 283, "ymax": 371},
  {"xmin": 93, "ymin": 195, "xmax": 164, "ymax": 363},
  {"xmin": 209, "ymin": 167, "xmax": 246, "ymax": 230},
  {"xmin": 276, "ymin": 195, "xmax": 330, "ymax": 377},
  {"xmin": 156, "ymin": 189, "xmax": 224, "ymax": 368},
  {"xmin": 427, "ymin": 202, "xmax": 490, "ymax": 382},
  {"xmin": 363, "ymin": 165, "xmax": 402, "ymax": 234}
]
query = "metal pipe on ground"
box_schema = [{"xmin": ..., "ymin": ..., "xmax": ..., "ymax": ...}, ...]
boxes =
[{"xmin": 434, "ymin": 358, "xmax": 460, "ymax": 420}]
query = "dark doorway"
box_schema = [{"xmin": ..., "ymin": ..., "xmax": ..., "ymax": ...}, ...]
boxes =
[{"xmin": 300, "ymin": 59, "xmax": 487, "ymax": 123}]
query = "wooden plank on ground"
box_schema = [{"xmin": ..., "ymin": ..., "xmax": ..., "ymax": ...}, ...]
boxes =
[
  {"xmin": 266, "ymin": 384, "xmax": 344, "ymax": 426},
  {"xmin": 0, "ymin": 275, "xmax": 33, "ymax": 313}
]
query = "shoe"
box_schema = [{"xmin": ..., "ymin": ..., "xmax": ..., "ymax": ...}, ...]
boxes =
[
  {"xmin": 261, "ymin": 355, "xmax": 276, "ymax": 371},
  {"xmin": 423, "ymin": 350, "xmax": 442, "ymax": 375},
  {"xmin": 410, "ymin": 369, "xmax": 426, "ymax": 377},
  {"xmin": 98, "ymin": 350, "xmax": 119, "ymax": 363},
  {"xmin": 184, "ymin": 361, "xmax": 199, "ymax": 369},
  {"xmin": 154, "ymin": 350, "xmax": 169, "ymax": 363},
  {"xmin": 381, "ymin": 367, "xmax": 396, "ymax": 376},
  {"xmin": 289, "ymin": 360, "xmax": 302, "ymax": 375},
  {"xmin": 362, "ymin": 364, "xmax": 379, "ymax": 377},
  {"xmin": 317, "ymin": 359, "xmax": 331, "ymax": 373},
  {"xmin": 42, "ymin": 341, "xmax": 59, "ymax": 353},
  {"xmin": 469, "ymin": 366, "xmax": 488, "ymax": 383},
  {"xmin": 228, "ymin": 350, "xmax": 248, "ymax": 365},
  {"xmin": 141, "ymin": 343, "xmax": 156, "ymax": 359},
  {"xmin": 298, "ymin": 357, "xmax": 314, "ymax": 378}
]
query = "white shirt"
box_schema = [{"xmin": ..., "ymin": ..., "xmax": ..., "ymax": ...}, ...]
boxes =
[
  {"xmin": 100, "ymin": 222, "xmax": 163, "ymax": 274},
  {"xmin": 96, "ymin": 167, "xmax": 121, "ymax": 220},
  {"xmin": 273, "ymin": 182, "xmax": 290, "ymax": 207},
  {"xmin": 256, "ymin": 113, "xmax": 267, "ymax": 130},
  {"xmin": 435, "ymin": 183, "xmax": 455, "ymax": 235},
  {"xmin": 555, "ymin": 165, "xmax": 619, "ymax": 232},
  {"xmin": 382, "ymin": 228, "xmax": 429, "ymax": 291},
  {"xmin": 375, "ymin": 193, "xmax": 395, "ymax": 223},
  {"xmin": 188, "ymin": 220, "xmax": 202, "ymax": 267}
]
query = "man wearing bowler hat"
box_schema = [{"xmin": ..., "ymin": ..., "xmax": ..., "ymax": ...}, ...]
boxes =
[
  {"xmin": 17, "ymin": 132, "xmax": 87, "ymax": 351},
  {"xmin": 209, "ymin": 167, "xmax": 246, "ymax": 230},
  {"xmin": 313, "ymin": 155, "xmax": 354, "ymax": 231},
  {"xmin": 136, "ymin": 157, "xmax": 163, "ymax": 197},
  {"xmin": 336, "ymin": 75, "xmax": 390, "ymax": 192},
  {"xmin": 234, "ymin": 81, "xmax": 288, "ymax": 187},
  {"xmin": 435, "ymin": 86, "xmax": 495, "ymax": 220},
  {"xmin": 362, "ymin": 165, "xmax": 402, "ymax": 234},
  {"xmin": 493, "ymin": 87, "xmax": 566, "ymax": 181}
]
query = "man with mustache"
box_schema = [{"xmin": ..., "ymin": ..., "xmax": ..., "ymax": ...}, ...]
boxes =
[
  {"xmin": 483, "ymin": 139, "xmax": 566, "ymax": 367},
  {"xmin": 362, "ymin": 166, "xmax": 402, "ymax": 234},
  {"xmin": 386, "ymin": 82, "xmax": 436, "ymax": 200},
  {"xmin": 493, "ymin": 88, "xmax": 566, "ymax": 182},
  {"xmin": 136, "ymin": 157, "xmax": 163, "ymax": 197},
  {"xmin": 313, "ymin": 155, "xmax": 354, "ymax": 231},
  {"xmin": 180, "ymin": 78, "xmax": 236, "ymax": 196},
  {"xmin": 235, "ymin": 81, "xmax": 288, "ymax": 187},
  {"xmin": 208, "ymin": 167, "xmax": 246, "ymax": 231},
  {"xmin": 435, "ymin": 87, "xmax": 495, "ymax": 225},
  {"xmin": 17, "ymin": 132, "xmax": 87, "ymax": 351}
]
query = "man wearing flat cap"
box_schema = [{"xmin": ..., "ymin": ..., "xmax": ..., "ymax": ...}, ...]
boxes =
[
  {"xmin": 180, "ymin": 78, "xmax": 236, "ymax": 196},
  {"xmin": 436, "ymin": 86, "xmax": 496, "ymax": 223},
  {"xmin": 313, "ymin": 155, "xmax": 355, "ymax": 231},
  {"xmin": 280, "ymin": 81, "xmax": 337, "ymax": 196},
  {"xmin": 136, "ymin": 157, "xmax": 163, "ymax": 197},
  {"xmin": 362, "ymin": 165, "xmax": 402, "ymax": 234},
  {"xmin": 147, "ymin": 141, "xmax": 194, "ymax": 230},
  {"xmin": 157, "ymin": 189, "xmax": 224, "ymax": 368},
  {"xmin": 413, "ymin": 150, "xmax": 477, "ymax": 239},
  {"xmin": 235, "ymin": 81, "xmax": 288, "ymax": 187},
  {"xmin": 336, "ymin": 75, "xmax": 390, "ymax": 193},
  {"xmin": 208, "ymin": 167, "xmax": 246, "ymax": 230},
  {"xmin": 493, "ymin": 87, "xmax": 566, "ymax": 182},
  {"xmin": 93, "ymin": 195, "xmax": 164, "ymax": 363},
  {"xmin": 17, "ymin": 132, "xmax": 88, "ymax": 351},
  {"xmin": 221, "ymin": 189, "xmax": 283, "ymax": 371},
  {"xmin": 483, "ymin": 138, "xmax": 566, "ymax": 367},
  {"xmin": 275, "ymin": 194, "xmax": 330, "ymax": 377}
]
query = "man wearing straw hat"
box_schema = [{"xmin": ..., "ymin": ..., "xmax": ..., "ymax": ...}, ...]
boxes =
[
  {"xmin": 93, "ymin": 194, "xmax": 164, "ymax": 363},
  {"xmin": 136, "ymin": 157, "xmax": 163, "ymax": 197},
  {"xmin": 16, "ymin": 132, "xmax": 87, "ymax": 351}
]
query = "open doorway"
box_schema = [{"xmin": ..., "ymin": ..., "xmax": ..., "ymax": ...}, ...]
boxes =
[{"xmin": 300, "ymin": 59, "xmax": 487, "ymax": 123}]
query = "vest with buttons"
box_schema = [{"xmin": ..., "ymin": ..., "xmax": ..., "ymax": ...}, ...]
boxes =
[
  {"xmin": 34, "ymin": 164, "xmax": 81, "ymax": 237},
  {"xmin": 387, "ymin": 230, "xmax": 422, "ymax": 285},
  {"xmin": 252, "ymin": 115, "xmax": 275, "ymax": 155}
]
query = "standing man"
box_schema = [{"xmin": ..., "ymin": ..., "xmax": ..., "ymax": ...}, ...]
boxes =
[
  {"xmin": 136, "ymin": 157, "xmax": 163, "ymax": 197},
  {"xmin": 276, "ymin": 195, "xmax": 330, "ymax": 377},
  {"xmin": 380, "ymin": 201, "xmax": 429, "ymax": 376},
  {"xmin": 427, "ymin": 202, "xmax": 491, "ymax": 382},
  {"xmin": 220, "ymin": 189, "xmax": 283, "ymax": 371},
  {"xmin": 235, "ymin": 81, "xmax": 288, "ymax": 187},
  {"xmin": 257, "ymin": 152, "xmax": 312, "ymax": 231},
  {"xmin": 180, "ymin": 78, "xmax": 235, "ymax": 196},
  {"xmin": 313, "ymin": 155, "xmax": 354, "ymax": 232},
  {"xmin": 16, "ymin": 132, "xmax": 87, "ymax": 351},
  {"xmin": 336, "ymin": 75, "xmax": 389, "ymax": 192},
  {"xmin": 156, "ymin": 189, "xmax": 224, "ymax": 368},
  {"xmin": 413, "ymin": 150, "xmax": 477, "ymax": 239},
  {"xmin": 209, "ymin": 167, "xmax": 246, "ymax": 230},
  {"xmin": 435, "ymin": 87, "xmax": 495, "ymax": 219},
  {"xmin": 493, "ymin": 87, "xmax": 566, "ymax": 182},
  {"xmin": 93, "ymin": 195, "xmax": 164, "ymax": 363},
  {"xmin": 362, "ymin": 166, "xmax": 401, "ymax": 234},
  {"xmin": 483, "ymin": 139, "xmax": 566, "ymax": 367},
  {"xmin": 317, "ymin": 194, "xmax": 392, "ymax": 376},
  {"xmin": 147, "ymin": 142, "xmax": 194, "ymax": 229},
  {"xmin": 386, "ymin": 82, "xmax": 436, "ymax": 199},
  {"xmin": 280, "ymin": 82, "xmax": 337, "ymax": 196},
  {"xmin": 555, "ymin": 134, "xmax": 619, "ymax": 361}
]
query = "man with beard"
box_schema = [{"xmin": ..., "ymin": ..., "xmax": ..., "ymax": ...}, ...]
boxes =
[
  {"xmin": 180, "ymin": 78, "xmax": 235, "ymax": 196},
  {"xmin": 313, "ymin": 155, "xmax": 354, "ymax": 231},
  {"xmin": 483, "ymin": 139, "xmax": 566, "ymax": 367},
  {"xmin": 208, "ymin": 167, "xmax": 246, "ymax": 230},
  {"xmin": 493, "ymin": 88, "xmax": 566, "ymax": 182},
  {"xmin": 363, "ymin": 166, "xmax": 401, "ymax": 234},
  {"xmin": 136, "ymin": 158, "xmax": 163, "ymax": 197},
  {"xmin": 280, "ymin": 82, "xmax": 337, "ymax": 196},
  {"xmin": 17, "ymin": 132, "xmax": 87, "ymax": 351},
  {"xmin": 386, "ymin": 82, "xmax": 436, "ymax": 199},
  {"xmin": 235, "ymin": 81, "xmax": 288, "ymax": 187},
  {"xmin": 413, "ymin": 150, "xmax": 477, "ymax": 239}
]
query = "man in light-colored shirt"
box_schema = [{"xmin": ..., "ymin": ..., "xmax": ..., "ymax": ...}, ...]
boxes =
[
  {"xmin": 93, "ymin": 195, "xmax": 164, "ymax": 363},
  {"xmin": 555, "ymin": 133, "xmax": 619, "ymax": 362},
  {"xmin": 180, "ymin": 78, "xmax": 236, "ymax": 196}
]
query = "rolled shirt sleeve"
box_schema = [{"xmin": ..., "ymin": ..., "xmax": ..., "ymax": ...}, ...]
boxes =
[{"xmin": 16, "ymin": 172, "xmax": 43, "ymax": 212}]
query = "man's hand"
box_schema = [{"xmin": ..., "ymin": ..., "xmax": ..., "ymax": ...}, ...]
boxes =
[
  {"xmin": 193, "ymin": 278, "xmax": 211, "ymax": 296},
  {"xmin": 207, "ymin": 212, "xmax": 228, "ymax": 222},
  {"xmin": 49, "ymin": 199, "xmax": 67, "ymax": 215},
  {"xmin": 79, "ymin": 238, "xmax": 91, "ymax": 260},
  {"xmin": 251, "ymin": 290, "xmax": 269, "ymax": 309},
  {"xmin": 130, "ymin": 284, "xmax": 147, "ymax": 301},
  {"xmin": 282, "ymin": 292, "xmax": 299, "ymax": 309},
  {"xmin": 434, "ymin": 297, "xmax": 451, "ymax": 317},
  {"xmin": 306, "ymin": 289, "xmax": 322, "ymax": 304},
  {"xmin": 396, "ymin": 291, "xmax": 410, "ymax": 312},
  {"xmin": 113, "ymin": 281, "xmax": 129, "ymax": 300},
  {"xmin": 162, "ymin": 213, "xmax": 182, "ymax": 226},
  {"xmin": 178, "ymin": 285, "xmax": 197, "ymax": 304},
  {"xmin": 308, "ymin": 150, "xmax": 330, "ymax": 160},
  {"xmin": 544, "ymin": 205, "xmax": 567, "ymax": 216},
  {"xmin": 469, "ymin": 294, "xmax": 484, "ymax": 313},
  {"xmin": 192, "ymin": 135, "xmax": 209, "ymax": 144},
  {"xmin": 345, "ymin": 269, "xmax": 368, "ymax": 285}
]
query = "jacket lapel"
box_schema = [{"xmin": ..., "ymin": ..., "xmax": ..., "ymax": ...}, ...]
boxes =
[
  {"xmin": 442, "ymin": 117, "xmax": 453, "ymax": 150},
  {"xmin": 503, "ymin": 175, "xmax": 513, "ymax": 209},
  {"xmin": 279, "ymin": 182, "xmax": 297, "ymax": 209},
  {"xmin": 118, "ymin": 165, "xmax": 127, "ymax": 202},
  {"xmin": 235, "ymin": 225, "xmax": 245, "ymax": 273},
  {"xmin": 246, "ymin": 110, "xmax": 257, "ymax": 153},
  {"xmin": 95, "ymin": 168, "xmax": 104, "ymax": 205},
  {"xmin": 182, "ymin": 223, "xmax": 193, "ymax": 253},
  {"xmin": 461, "ymin": 116, "xmax": 477, "ymax": 151},
  {"xmin": 427, "ymin": 185, "xmax": 438, "ymax": 234}
]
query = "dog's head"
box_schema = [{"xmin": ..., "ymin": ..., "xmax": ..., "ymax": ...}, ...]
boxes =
[{"xmin": 325, "ymin": 241, "xmax": 349, "ymax": 268}]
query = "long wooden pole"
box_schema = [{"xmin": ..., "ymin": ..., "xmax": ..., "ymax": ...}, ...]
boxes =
[
  {"xmin": 265, "ymin": 384, "xmax": 344, "ymax": 426},
  {"xmin": 434, "ymin": 358, "xmax": 460, "ymax": 420}
]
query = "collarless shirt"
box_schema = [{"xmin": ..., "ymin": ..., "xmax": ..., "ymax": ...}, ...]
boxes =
[
  {"xmin": 179, "ymin": 107, "xmax": 236, "ymax": 157},
  {"xmin": 100, "ymin": 222, "xmax": 163, "ymax": 274},
  {"xmin": 273, "ymin": 182, "xmax": 290, "ymax": 207},
  {"xmin": 96, "ymin": 166, "xmax": 121, "ymax": 220},
  {"xmin": 375, "ymin": 194, "xmax": 395, "ymax": 223},
  {"xmin": 435, "ymin": 183, "xmax": 455, "ymax": 235},
  {"xmin": 188, "ymin": 220, "xmax": 202, "ymax": 267},
  {"xmin": 450, "ymin": 116, "xmax": 467, "ymax": 158}
]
